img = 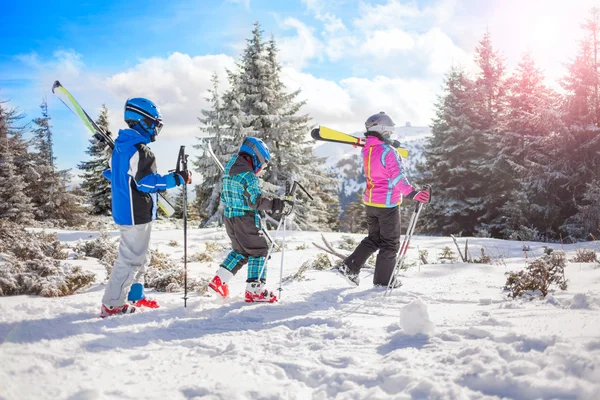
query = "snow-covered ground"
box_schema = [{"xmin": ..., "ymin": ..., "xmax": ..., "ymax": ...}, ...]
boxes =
[{"xmin": 1, "ymin": 223, "xmax": 600, "ymax": 400}]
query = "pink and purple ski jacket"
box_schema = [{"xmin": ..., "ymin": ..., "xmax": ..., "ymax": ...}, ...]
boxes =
[{"xmin": 362, "ymin": 135, "xmax": 415, "ymax": 208}]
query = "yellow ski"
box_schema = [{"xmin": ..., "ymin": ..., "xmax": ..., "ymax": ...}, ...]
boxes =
[{"xmin": 312, "ymin": 126, "xmax": 409, "ymax": 158}]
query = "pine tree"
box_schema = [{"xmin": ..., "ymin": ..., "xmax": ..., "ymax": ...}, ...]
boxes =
[
  {"xmin": 236, "ymin": 24, "xmax": 339, "ymax": 230},
  {"xmin": 556, "ymin": 8, "xmax": 600, "ymax": 239},
  {"xmin": 193, "ymin": 73, "xmax": 239, "ymax": 226},
  {"xmin": 417, "ymin": 66, "xmax": 489, "ymax": 235},
  {"xmin": 196, "ymin": 23, "xmax": 340, "ymax": 231},
  {"xmin": 340, "ymin": 194, "xmax": 368, "ymax": 233},
  {"xmin": 562, "ymin": 8, "xmax": 600, "ymax": 127},
  {"xmin": 499, "ymin": 53, "xmax": 564, "ymax": 239},
  {"xmin": 78, "ymin": 105, "xmax": 112, "ymax": 215},
  {"xmin": 30, "ymin": 100, "xmax": 87, "ymax": 226},
  {"xmin": 0, "ymin": 101, "xmax": 34, "ymax": 223}
]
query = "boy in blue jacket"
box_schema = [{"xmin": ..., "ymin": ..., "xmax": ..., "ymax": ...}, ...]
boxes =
[{"xmin": 100, "ymin": 98, "xmax": 191, "ymax": 317}]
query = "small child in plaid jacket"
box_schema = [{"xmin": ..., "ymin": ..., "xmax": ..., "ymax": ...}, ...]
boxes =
[{"xmin": 208, "ymin": 137, "xmax": 293, "ymax": 302}]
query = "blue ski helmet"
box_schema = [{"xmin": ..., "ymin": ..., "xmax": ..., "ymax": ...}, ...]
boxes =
[
  {"xmin": 124, "ymin": 98, "xmax": 163, "ymax": 142},
  {"xmin": 239, "ymin": 137, "xmax": 270, "ymax": 173},
  {"xmin": 365, "ymin": 111, "xmax": 395, "ymax": 136}
]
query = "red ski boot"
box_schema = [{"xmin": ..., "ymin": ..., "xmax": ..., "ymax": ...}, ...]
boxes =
[
  {"xmin": 100, "ymin": 303, "xmax": 136, "ymax": 318},
  {"xmin": 133, "ymin": 297, "xmax": 160, "ymax": 309},
  {"xmin": 209, "ymin": 275, "xmax": 230, "ymax": 298},
  {"xmin": 245, "ymin": 282, "xmax": 277, "ymax": 303}
]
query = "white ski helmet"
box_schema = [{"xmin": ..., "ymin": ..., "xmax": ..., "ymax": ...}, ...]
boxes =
[{"xmin": 365, "ymin": 111, "xmax": 395, "ymax": 136}]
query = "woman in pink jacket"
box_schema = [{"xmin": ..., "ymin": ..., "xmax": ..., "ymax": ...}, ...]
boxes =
[{"xmin": 338, "ymin": 112, "xmax": 430, "ymax": 287}]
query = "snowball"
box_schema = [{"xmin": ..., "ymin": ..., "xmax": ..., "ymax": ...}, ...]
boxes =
[{"xmin": 399, "ymin": 299, "xmax": 434, "ymax": 335}]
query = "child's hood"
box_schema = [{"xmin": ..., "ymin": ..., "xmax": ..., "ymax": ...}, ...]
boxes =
[{"xmin": 114, "ymin": 128, "xmax": 150, "ymax": 152}]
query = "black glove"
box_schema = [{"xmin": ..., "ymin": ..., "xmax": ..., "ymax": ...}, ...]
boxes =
[
  {"xmin": 390, "ymin": 139, "xmax": 401, "ymax": 148},
  {"xmin": 175, "ymin": 170, "xmax": 192, "ymax": 186},
  {"xmin": 272, "ymin": 198, "xmax": 294, "ymax": 216}
]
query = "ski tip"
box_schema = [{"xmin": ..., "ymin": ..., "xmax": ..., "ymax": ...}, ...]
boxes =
[
  {"xmin": 310, "ymin": 128, "xmax": 320, "ymax": 140},
  {"xmin": 51, "ymin": 80, "xmax": 61, "ymax": 93}
]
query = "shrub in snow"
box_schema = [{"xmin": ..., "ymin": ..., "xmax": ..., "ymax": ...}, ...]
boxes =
[
  {"xmin": 339, "ymin": 235, "xmax": 358, "ymax": 251},
  {"xmin": 473, "ymin": 248, "xmax": 492, "ymax": 264},
  {"xmin": 571, "ymin": 248, "xmax": 597, "ymax": 263},
  {"xmin": 0, "ymin": 220, "xmax": 95, "ymax": 297},
  {"xmin": 399, "ymin": 299, "xmax": 434, "ymax": 335},
  {"xmin": 508, "ymin": 226, "xmax": 542, "ymax": 242},
  {"xmin": 439, "ymin": 246, "xmax": 456, "ymax": 261},
  {"xmin": 189, "ymin": 252, "xmax": 214, "ymax": 263},
  {"xmin": 144, "ymin": 249, "xmax": 209, "ymax": 294},
  {"xmin": 285, "ymin": 253, "xmax": 334, "ymax": 282},
  {"xmin": 504, "ymin": 251, "xmax": 568, "ymax": 298},
  {"xmin": 74, "ymin": 231, "xmax": 118, "ymax": 277}
]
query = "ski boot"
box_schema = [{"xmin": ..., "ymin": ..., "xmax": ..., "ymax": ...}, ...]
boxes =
[
  {"xmin": 128, "ymin": 283, "xmax": 160, "ymax": 308},
  {"xmin": 100, "ymin": 303, "xmax": 136, "ymax": 318},
  {"xmin": 245, "ymin": 281, "xmax": 277, "ymax": 303},
  {"xmin": 132, "ymin": 297, "xmax": 160, "ymax": 309},
  {"xmin": 336, "ymin": 263, "xmax": 360, "ymax": 286},
  {"xmin": 209, "ymin": 267, "xmax": 233, "ymax": 298}
]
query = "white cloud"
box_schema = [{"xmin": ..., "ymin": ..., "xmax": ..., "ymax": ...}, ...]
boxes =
[
  {"xmin": 360, "ymin": 28, "xmax": 416, "ymax": 57},
  {"xmin": 282, "ymin": 67, "xmax": 437, "ymax": 133},
  {"xmin": 277, "ymin": 18, "xmax": 323, "ymax": 69},
  {"xmin": 106, "ymin": 52, "xmax": 236, "ymax": 139}
]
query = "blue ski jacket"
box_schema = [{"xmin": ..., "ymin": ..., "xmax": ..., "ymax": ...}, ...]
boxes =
[{"xmin": 103, "ymin": 128, "xmax": 177, "ymax": 225}]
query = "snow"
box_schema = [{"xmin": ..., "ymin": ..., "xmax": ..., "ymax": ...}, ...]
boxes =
[{"xmin": 2, "ymin": 225, "xmax": 600, "ymax": 399}]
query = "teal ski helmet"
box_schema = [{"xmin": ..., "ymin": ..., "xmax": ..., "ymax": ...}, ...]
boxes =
[{"xmin": 124, "ymin": 98, "xmax": 163, "ymax": 142}]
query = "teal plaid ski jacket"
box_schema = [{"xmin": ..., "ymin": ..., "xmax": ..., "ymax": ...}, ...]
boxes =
[{"xmin": 221, "ymin": 154, "xmax": 275, "ymax": 227}]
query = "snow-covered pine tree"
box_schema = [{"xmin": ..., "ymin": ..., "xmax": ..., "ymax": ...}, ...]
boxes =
[
  {"xmin": 77, "ymin": 105, "xmax": 112, "ymax": 215},
  {"xmin": 499, "ymin": 52, "xmax": 564, "ymax": 239},
  {"xmin": 233, "ymin": 24, "xmax": 339, "ymax": 230},
  {"xmin": 194, "ymin": 73, "xmax": 240, "ymax": 226},
  {"xmin": 0, "ymin": 100, "xmax": 34, "ymax": 223},
  {"xmin": 417, "ymin": 66, "xmax": 489, "ymax": 236},
  {"xmin": 557, "ymin": 8, "xmax": 600, "ymax": 239},
  {"xmin": 469, "ymin": 31, "xmax": 514, "ymax": 237},
  {"xmin": 562, "ymin": 7, "xmax": 600, "ymax": 128},
  {"xmin": 30, "ymin": 99, "xmax": 87, "ymax": 226}
]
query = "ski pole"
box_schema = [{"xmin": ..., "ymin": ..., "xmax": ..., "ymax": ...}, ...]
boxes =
[
  {"xmin": 385, "ymin": 185, "xmax": 431, "ymax": 297},
  {"xmin": 277, "ymin": 181, "xmax": 292, "ymax": 299},
  {"xmin": 384, "ymin": 201, "xmax": 423, "ymax": 297},
  {"xmin": 256, "ymin": 215, "xmax": 285, "ymax": 285},
  {"xmin": 176, "ymin": 146, "xmax": 189, "ymax": 307}
]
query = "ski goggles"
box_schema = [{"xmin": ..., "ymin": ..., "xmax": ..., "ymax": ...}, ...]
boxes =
[
  {"xmin": 244, "ymin": 140, "xmax": 269, "ymax": 167},
  {"xmin": 143, "ymin": 117, "xmax": 163, "ymax": 135}
]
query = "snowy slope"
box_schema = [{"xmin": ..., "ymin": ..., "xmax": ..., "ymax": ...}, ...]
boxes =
[{"xmin": 1, "ymin": 225, "xmax": 600, "ymax": 400}]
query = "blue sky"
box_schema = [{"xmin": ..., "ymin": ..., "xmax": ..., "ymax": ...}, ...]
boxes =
[{"xmin": 1, "ymin": 0, "xmax": 596, "ymax": 173}]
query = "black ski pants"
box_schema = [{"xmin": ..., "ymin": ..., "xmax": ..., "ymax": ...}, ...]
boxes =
[{"xmin": 344, "ymin": 205, "xmax": 401, "ymax": 285}]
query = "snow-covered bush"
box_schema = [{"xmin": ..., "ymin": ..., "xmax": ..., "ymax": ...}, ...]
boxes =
[
  {"xmin": 145, "ymin": 249, "xmax": 208, "ymax": 294},
  {"xmin": 339, "ymin": 235, "xmax": 358, "ymax": 251},
  {"xmin": 504, "ymin": 251, "xmax": 568, "ymax": 298},
  {"xmin": 439, "ymin": 246, "xmax": 456, "ymax": 262},
  {"xmin": 74, "ymin": 231, "xmax": 118, "ymax": 276},
  {"xmin": 0, "ymin": 220, "xmax": 95, "ymax": 297},
  {"xmin": 508, "ymin": 226, "xmax": 543, "ymax": 242},
  {"xmin": 571, "ymin": 248, "xmax": 597, "ymax": 263},
  {"xmin": 473, "ymin": 248, "xmax": 492, "ymax": 264},
  {"xmin": 285, "ymin": 253, "xmax": 334, "ymax": 282}
]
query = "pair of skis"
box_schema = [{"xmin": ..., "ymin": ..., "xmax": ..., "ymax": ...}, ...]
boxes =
[
  {"xmin": 311, "ymin": 126, "xmax": 409, "ymax": 159},
  {"xmin": 51, "ymin": 81, "xmax": 176, "ymax": 217}
]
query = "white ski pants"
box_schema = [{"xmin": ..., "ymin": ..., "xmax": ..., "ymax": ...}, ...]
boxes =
[{"xmin": 102, "ymin": 222, "xmax": 152, "ymax": 307}]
